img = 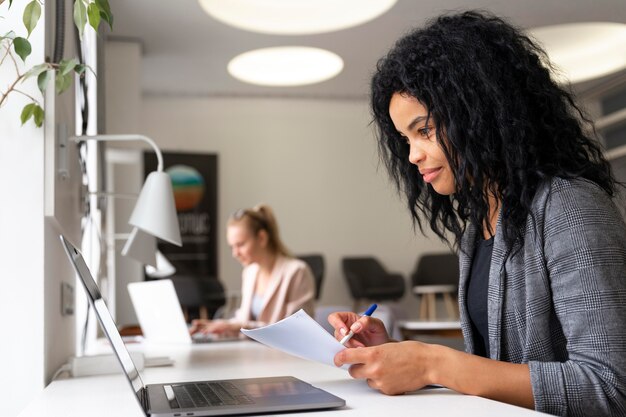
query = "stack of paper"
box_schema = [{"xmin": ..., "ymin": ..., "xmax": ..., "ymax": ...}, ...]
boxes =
[{"xmin": 241, "ymin": 309, "xmax": 349, "ymax": 369}]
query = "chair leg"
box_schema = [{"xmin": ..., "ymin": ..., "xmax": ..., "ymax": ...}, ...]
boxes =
[
  {"xmin": 418, "ymin": 294, "xmax": 428, "ymax": 319},
  {"xmin": 443, "ymin": 293, "xmax": 458, "ymax": 319},
  {"xmin": 427, "ymin": 293, "xmax": 436, "ymax": 320}
]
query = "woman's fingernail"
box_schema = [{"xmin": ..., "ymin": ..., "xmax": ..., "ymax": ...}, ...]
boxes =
[
  {"xmin": 340, "ymin": 328, "xmax": 347, "ymax": 335},
  {"xmin": 351, "ymin": 323, "xmax": 362, "ymax": 332}
]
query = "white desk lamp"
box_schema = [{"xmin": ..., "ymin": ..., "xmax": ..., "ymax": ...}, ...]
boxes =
[
  {"xmin": 123, "ymin": 227, "xmax": 158, "ymax": 267},
  {"xmin": 145, "ymin": 251, "xmax": 177, "ymax": 278},
  {"xmin": 70, "ymin": 134, "xmax": 182, "ymax": 267}
]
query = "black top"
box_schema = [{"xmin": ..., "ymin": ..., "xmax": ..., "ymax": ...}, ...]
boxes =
[{"xmin": 467, "ymin": 236, "xmax": 493, "ymax": 358}]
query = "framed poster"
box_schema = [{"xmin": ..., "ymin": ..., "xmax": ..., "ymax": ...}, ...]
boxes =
[{"xmin": 143, "ymin": 151, "xmax": 223, "ymax": 318}]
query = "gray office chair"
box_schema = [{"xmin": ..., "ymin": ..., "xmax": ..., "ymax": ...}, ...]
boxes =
[
  {"xmin": 296, "ymin": 254, "xmax": 325, "ymax": 300},
  {"xmin": 410, "ymin": 253, "xmax": 459, "ymax": 320},
  {"xmin": 342, "ymin": 256, "xmax": 405, "ymax": 312}
]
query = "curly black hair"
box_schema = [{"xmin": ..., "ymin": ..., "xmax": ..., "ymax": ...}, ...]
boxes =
[{"xmin": 371, "ymin": 10, "xmax": 615, "ymax": 250}]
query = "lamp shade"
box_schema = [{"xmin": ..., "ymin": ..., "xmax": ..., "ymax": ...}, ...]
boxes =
[
  {"xmin": 145, "ymin": 251, "xmax": 177, "ymax": 278},
  {"xmin": 128, "ymin": 171, "xmax": 182, "ymax": 246},
  {"xmin": 122, "ymin": 227, "xmax": 157, "ymax": 267}
]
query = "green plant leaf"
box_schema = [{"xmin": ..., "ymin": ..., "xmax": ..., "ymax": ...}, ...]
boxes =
[
  {"xmin": 23, "ymin": 0, "xmax": 41, "ymax": 38},
  {"xmin": 37, "ymin": 70, "xmax": 51, "ymax": 93},
  {"xmin": 22, "ymin": 62, "xmax": 48, "ymax": 81},
  {"xmin": 1, "ymin": 0, "xmax": 14, "ymax": 9},
  {"xmin": 59, "ymin": 58, "xmax": 79, "ymax": 75},
  {"xmin": 55, "ymin": 71, "xmax": 73, "ymax": 94},
  {"xmin": 33, "ymin": 104, "xmax": 44, "ymax": 127},
  {"xmin": 87, "ymin": 2, "xmax": 100, "ymax": 31},
  {"xmin": 13, "ymin": 37, "xmax": 31, "ymax": 62},
  {"xmin": 73, "ymin": 0, "xmax": 87, "ymax": 40},
  {"xmin": 20, "ymin": 103, "xmax": 36, "ymax": 125},
  {"xmin": 74, "ymin": 64, "xmax": 87, "ymax": 75},
  {"xmin": 99, "ymin": 10, "xmax": 113, "ymax": 29},
  {"xmin": 95, "ymin": 0, "xmax": 113, "ymax": 28}
]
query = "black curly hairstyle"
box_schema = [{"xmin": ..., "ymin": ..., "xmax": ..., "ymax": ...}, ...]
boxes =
[{"xmin": 371, "ymin": 10, "xmax": 615, "ymax": 250}]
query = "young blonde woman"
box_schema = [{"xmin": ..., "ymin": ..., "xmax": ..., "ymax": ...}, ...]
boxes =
[{"xmin": 190, "ymin": 204, "xmax": 315, "ymax": 337}]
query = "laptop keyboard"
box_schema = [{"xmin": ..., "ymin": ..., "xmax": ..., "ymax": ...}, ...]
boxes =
[{"xmin": 170, "ymin": 382, "xmax": 254, "ymax": 409}]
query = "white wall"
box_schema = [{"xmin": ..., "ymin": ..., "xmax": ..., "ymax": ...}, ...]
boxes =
[
  {"xmin": 140, "ymin": 97, "xmax": 449, "ymax": 314},
  {"xmin": 105, "ymin": 41, "xmax": 141, "ymax": 133},
  {"xmin": 0, "ymin": 4, "xmax": 47, "ymax": 416},
  {"xmin": 106, "ymin": 42, "xmax": 447, "ymax": 324},
  {"xmin": 103, "ymin": 41, "xmax": 451, "ymax": 327},
  {"xmin": 103, "ymin": 41, "xmax": 144, "ymax": 325},
  {"xmin": 0, "ymin": 2, "xmax": 82, "ymax": 416}
]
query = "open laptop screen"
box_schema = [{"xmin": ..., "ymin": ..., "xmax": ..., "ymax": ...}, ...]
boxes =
[{"xmin": 60, "ymin": 235, "xmax": 146, "ymax": 400}]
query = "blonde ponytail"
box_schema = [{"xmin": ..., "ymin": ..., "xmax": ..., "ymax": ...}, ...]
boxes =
[{"xmin": 228, "ymin": 204, "xmax": 291, "ymax": 257}]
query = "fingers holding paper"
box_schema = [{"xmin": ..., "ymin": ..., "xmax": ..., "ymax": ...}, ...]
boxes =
[
  {"xmin": 328, "ymin": 311, "xmax": 390, "ymax": 347},
  {"xmin": 334, "ymin": 341, "xmax": 434, "ymax": 395}
]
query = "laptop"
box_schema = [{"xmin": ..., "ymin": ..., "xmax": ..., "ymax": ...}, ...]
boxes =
[
  {"xmin": 60, "ymin": 235, "xmax": 345, "ymax": 417},
  {"xmin": 127, "ymin": 279, "xmax": 238, "ymax": 344}
]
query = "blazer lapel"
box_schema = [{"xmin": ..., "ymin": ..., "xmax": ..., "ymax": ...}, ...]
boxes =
[
  {"xmin": 259, "ymin": 256, "xmax": 285, "ymax": 316},
  {"xmin": 240, "ymin": 264, "xmax": 260, "ymax": 322},
  {"xmin": 459, "ymin": 223, "xmax": 478, "ymax": 353},
  {"xmin": 459, "ymin": 211, "xmax": 509, "ymax": 360},
  {"xmin": 487, "ymin": 212, "xmax": 509, "ymax": 360}
]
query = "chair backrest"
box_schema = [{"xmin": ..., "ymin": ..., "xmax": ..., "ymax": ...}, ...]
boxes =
[
  {"xmin": 411, "ymin": 253, "xmax": 459, "ymax": 287},
  {"xmin": 343, "ymin": 257, "xmax": 386, "ymax": 285},
  {"xmin": 341, "ymin": 256, "xmax": 405, "ymax": 301},
  {"xmin": 297, "ymin": 254, "xmax": 325, "ymax": 300}
]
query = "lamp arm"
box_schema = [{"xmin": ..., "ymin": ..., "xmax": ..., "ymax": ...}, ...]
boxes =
[{"xmin": 70, "ymin": 134, "xmax": 164, "ymax": 171}]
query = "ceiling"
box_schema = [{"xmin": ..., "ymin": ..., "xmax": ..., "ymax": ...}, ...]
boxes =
[{"xmin": 106, "ymin": 0, "xmax": 626, "ymax": 100}]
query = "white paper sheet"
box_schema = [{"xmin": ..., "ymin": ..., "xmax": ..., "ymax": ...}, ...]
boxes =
[{"xmin": 241, "ymin": 309, "xmax": 349, "ymax": 369}]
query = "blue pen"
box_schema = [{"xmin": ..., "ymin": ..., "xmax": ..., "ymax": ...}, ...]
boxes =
[{"xmin": 339, "ymin": 303, "xmax": 378, "ymax": 346}]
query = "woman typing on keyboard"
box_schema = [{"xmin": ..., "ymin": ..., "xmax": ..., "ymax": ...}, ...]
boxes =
[{"xmin": 189, "ymin": 204, "xmax": 315, "ymax": 338}]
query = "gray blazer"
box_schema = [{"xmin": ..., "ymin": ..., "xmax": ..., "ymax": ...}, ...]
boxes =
[{"xmin": 459, "ymin": 177, "xmax": 626, "ymax": 416}]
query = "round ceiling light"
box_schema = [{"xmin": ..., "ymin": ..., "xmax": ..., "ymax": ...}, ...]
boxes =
[
  {"xmin": 227, "ymin": 46, "xmax": 344, "ymax": 87},
  {"xmin": 198, "ymin": 0, "xmax": 397, "ymax": 35},
  {"xmin": 529, "ymin": 22, "xmax": 626, "ymax": 84}
]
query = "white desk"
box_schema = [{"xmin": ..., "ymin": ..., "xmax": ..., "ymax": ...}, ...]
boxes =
[{"xmin": 19, "ymin": 340, "xmax": 548, "ymax": 417}]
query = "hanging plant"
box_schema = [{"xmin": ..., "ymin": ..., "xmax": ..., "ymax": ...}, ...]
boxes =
[{"xmin": 0, "ymin": 0, "xmax": 113, "ymax": 127}]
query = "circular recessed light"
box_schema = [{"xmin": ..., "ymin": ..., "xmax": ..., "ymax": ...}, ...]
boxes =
[
  {"xmin": 227, "ymin": 46, "xmax": 344, "ymax": 87},
  {"xmin": 198, "ymin": 0, "xmax": 397, "ymax": 35},
  {"xmin": 529, "ymin": 22, "xmax": 626, "ymax": 84}
]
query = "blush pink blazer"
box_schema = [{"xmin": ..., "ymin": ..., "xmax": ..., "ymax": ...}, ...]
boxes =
[{"xmin": 232, "ymin": 256, "xmax": 315, "ymax": 328}]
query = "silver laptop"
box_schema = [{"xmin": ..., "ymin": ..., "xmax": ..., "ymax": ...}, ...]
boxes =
[
  {"xmin": 128, "ymin": 279, "xmax": 237, "ymax": 344},
  {"xmin": 60, "ymin": 235, "xmax": 345, "ymax": 417}
]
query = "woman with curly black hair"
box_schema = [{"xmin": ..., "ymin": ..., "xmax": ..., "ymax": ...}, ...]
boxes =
[{"xmin": 329, "ymin": 10, "xmax": 626, "ymax": 416}]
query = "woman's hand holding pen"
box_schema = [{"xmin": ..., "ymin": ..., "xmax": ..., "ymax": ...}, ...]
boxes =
[
  {"xmin": 327, "ymin": 311, "xmax": 391, "ymax": 348},
  {"xmin": 328, "ymin": 308, "xmax": 441, "ymax": 395}
]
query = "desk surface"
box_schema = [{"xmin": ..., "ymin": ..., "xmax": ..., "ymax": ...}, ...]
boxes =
[
  {"xmin": 396, "ymin": 320, "xmax": 461, "ymax": 330},
  {"xmin": 19, "ymin": 340, "xmax": 548, "ymax": 417}
]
